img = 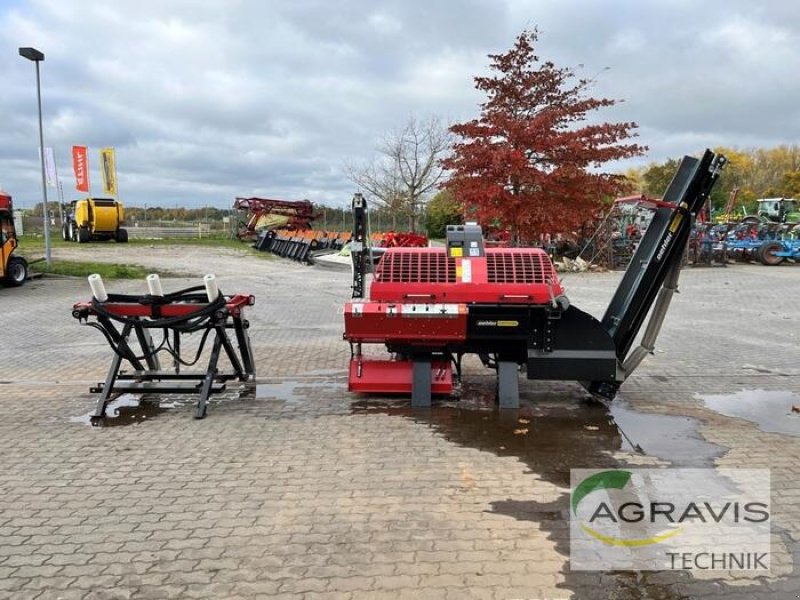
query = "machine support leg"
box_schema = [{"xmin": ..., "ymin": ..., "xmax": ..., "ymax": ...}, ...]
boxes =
[
  {"xmin": 92, "ymin": 322, "xmax": 135, "ymax": 418},
  {"xmin": 99, "ymin": 317, "xmax": 146, "ymax": 371},
  {"xmin": 411, "ymin": 356, "xmax": 432, "ymax": 408},
  {"xmin": 218, "ymin": 325, "xmax": 245, "ymax": 378},
  {"xmin": 195, "ymin": 334, "xmax": 223, "ymax": 419},
  {"xmin": 233, "ymin": 317, "xmax": 255, "ymax": 378},
  {"xmin": 92, "ymin": 349, "xmax": 123, "ymax": 418},
  {"xmin": 497, "ymin": 361, "xmax": 520, "ymax": 409},
  {"xmin": 134, "ymin": 323, "xmax": 161, "ymax": 371},
  {"xmin": 173, "ymin": 330, "xmax": 181, "ymax": 374}
]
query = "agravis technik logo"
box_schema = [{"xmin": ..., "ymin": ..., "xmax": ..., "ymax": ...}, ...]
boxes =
[
  {"xmin": 570, "ymin": 469, "xmax": 771, "ymax": 571},
  {"xmin": 572, "ymin": 470, "xmax": 682, "ymax": 547}
]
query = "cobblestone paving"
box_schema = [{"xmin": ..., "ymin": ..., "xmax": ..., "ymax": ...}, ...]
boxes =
[{"xmin": 0, "ymin": 246, "xmax": 798, "ymax": 599}]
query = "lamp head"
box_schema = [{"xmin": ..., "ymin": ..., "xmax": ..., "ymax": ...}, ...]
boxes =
[{"xmin": 19, "ymin": 47, "xmax": 45, "ymax": 61}]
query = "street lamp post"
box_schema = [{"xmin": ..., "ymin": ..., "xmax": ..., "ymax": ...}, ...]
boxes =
[{"xmin": 19, "ymin": 46, "xmax": 51, "ymax": 266}]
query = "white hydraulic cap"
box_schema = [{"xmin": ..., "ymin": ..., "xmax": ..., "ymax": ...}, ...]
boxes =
[
  {"xmin": 203, "ymin": 274, "xmax": 218, "ymax": 302},
  {"xmin": 88, "ymin": 273, "xmax": 108, "ymax": 302},
  {"xmin": 146, "ymin": 273, "xmax": 164, "ymax": 296}
]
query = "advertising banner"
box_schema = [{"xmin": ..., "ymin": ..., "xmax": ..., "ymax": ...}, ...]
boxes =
[
  {"xmin": 100, "ymin": 147, "xmax": 117, "ymax": 196},
  {"xmin": 43, "ymin": 147, "xmax": 57, "ymax": 188},
  {"xmin": 72, "ymin": 145, "xmax": 89, "ymax": 193}
]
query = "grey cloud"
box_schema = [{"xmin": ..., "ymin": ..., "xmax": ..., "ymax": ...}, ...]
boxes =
[{"xmin": 2, "ymin": 0, "xmax": 799, "ymax": 209}]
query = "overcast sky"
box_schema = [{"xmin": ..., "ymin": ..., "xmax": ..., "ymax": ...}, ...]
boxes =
[{"xmin": 2, "ymin": 0, "xmax": 798, "ymax": 209}]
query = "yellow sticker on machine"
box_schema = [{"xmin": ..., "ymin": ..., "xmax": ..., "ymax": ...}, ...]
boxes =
[
  {"xmin": 668, "ymin": 213, "xmax": 683, "ymax": 233},
  {"xmin": 450, "ymin": 247, "xmax": 463, "ymax": 257},
  {"xmin": 497, "ymin": 320, "xmax": 519, "ymax": 327},
  {"xmin": 668, "ymin": 202, "xmax": 689, "ymax": 233}
]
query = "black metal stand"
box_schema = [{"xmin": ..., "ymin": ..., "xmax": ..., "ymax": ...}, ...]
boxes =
[{"xmin": 88, "ymin": 310, "xmax": 255, "ymax": 420}]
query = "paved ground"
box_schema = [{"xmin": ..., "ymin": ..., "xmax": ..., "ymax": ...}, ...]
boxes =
[{"xmin": 0, "ymin": 243, "xmax": 798, "ymax": 599}]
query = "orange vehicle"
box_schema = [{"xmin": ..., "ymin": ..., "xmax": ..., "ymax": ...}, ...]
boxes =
[{"xmin": 0, "ymin": 190, "xmax": 28, "ymax": 286}]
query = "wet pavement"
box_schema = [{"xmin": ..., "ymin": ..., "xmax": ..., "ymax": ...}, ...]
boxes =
[
  {"xmin": 698, "ymin": 389, "xmax": 800, "ymax": 437},
  {"xmin": 256, "ymin": 379, "xmax": 348, "ymax": 404},
  {"xmin": 1, "ymin": 249, "xmax": 799, "ymax": 599},
  {"xmin": 610, "ymin": 400, "xmax": 725, "ymax": 466},
  {"xmin": 351, "ymin": 380, "xmax": 796, "ymax": 599},
  {"xmin": 70, "ymin": 394, "xmax": 189, "ymax": 427}
]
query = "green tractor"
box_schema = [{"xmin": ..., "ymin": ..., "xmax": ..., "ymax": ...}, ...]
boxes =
[{"xmin": 756, "ymin": 198, "xmax": 800, "ymax": 224}]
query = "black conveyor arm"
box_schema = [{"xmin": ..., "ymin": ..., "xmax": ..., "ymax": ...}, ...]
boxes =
[{"xmin": 601, "ymin": 149, "xmax": 726, "ymax": 362}]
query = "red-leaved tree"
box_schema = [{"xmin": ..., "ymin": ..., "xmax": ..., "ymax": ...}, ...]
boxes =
[{"xmin": 443, "ymin": 29, "xmax": 646, "ymax": 245}]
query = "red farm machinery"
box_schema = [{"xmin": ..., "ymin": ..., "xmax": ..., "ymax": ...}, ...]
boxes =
[
  {"xmin": 247, "ymin": 192, "xmax": 429, "ymax": 264},
  {"xmin": 344, "ymin": 150, "xmax": 727, "ymax": 407},
  {"xmin": 234, "ymin": 196, "xmax": 317, "ymax": 241}
]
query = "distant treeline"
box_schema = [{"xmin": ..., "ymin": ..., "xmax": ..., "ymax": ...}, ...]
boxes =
[
  {"xmin": 124, "ymin": 206, "xmax": 235, "ymax": 222},
  {"xmin": 630, "ymin": 145, "xmax": 800, "ymax": 213}
]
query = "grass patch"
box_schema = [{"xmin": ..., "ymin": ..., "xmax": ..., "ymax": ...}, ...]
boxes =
[
  {"xmin": 31, "ymin": 260, "xmax": 153, "ymax": 280},
  {"xmin": 16, "ymin": 234, "xmax": 249, "ymax": 252},
  {"xmin": 16, "ymin": 234, "xmax": 271, "ymax": 277},
  {"xmin": 15, "ymin": 235, "xmax": 274, "ymax": 259},
  {"xmin": 16, "ymin": 235, "xmax": 72, "ymax": 252}
]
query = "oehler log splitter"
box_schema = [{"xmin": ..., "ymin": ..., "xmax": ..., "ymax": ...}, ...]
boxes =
[{"xmin": 344, "ymin": 150, "xmax": 727, "ymax": 407}]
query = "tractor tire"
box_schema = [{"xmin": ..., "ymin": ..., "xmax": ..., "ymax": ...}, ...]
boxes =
[
  {"xmin": 62, "ymin": 222, "xmax": 70, "ymax": 241},
  {"xmin": 116, "ymin": 228, "xmax": 128, "ymax": 243},
  {"xmin": 77, "ymin": 227, "xmax": 90, "ymax": 244},
  {"xmin": 68, "ymin": 222, "xmax": 76, "ymax": 242},
  {"xmin": 741, "ymin": 215, "xmax": 761, "ymax": 225},
  {"xmin": 4, "ymin": 256, "xmax": 28, "ymax": 286},
  {"xmin": 758, "ymin": 241, "xmax": 785, "ymax": 266}
]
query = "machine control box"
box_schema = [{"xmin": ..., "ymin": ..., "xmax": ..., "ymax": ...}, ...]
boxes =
[{"xmin": 446, "ymin": 223, "xmax": 485, "ymax": 258}]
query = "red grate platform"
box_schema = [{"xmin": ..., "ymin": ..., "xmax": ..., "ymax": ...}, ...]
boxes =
[
  {"xmin": 486, "ymin": 249, "xmax": 555, "ymax": 284},
  {"xmin": 369, "ymin": 247, "xmax": 563, "ymax": 304},
  {"xmin": 374, "ymin": 248, "xmax": 456, "ymax": 284}
]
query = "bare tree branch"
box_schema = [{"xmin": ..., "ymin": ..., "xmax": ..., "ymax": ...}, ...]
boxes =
[{"xmin": 346, "ymin": 115, "xmax": 451, "ymax": 231}]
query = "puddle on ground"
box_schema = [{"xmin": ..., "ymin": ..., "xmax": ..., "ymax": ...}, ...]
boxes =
[
  {"xmin": 69, "ymin": 379, "xmax": 347, "ymax": 426},
  {"xmin": 256, "ymin": 380, "xmax": 346, "ymax": 404},
  {"xmin": 610, "ymin": 401, "xmax": 724, "ymax": 466},
  {"xmin": 70, "ymin": 394, "xmax": 187, "ymax": 427},
  {"xmin": 698, "ymin": 389, "xmax": 800, "ymax": 437},
  {"xmin": 352, "ymin": 381, "xmax": 785, "ymax": 598},
  {"xmin": 352, "ymin": 381, "xmax": 723, "ymax": 472},
  {"xmin": 356, "ymin": 396, "xmax": 620, "ymax": 485}
]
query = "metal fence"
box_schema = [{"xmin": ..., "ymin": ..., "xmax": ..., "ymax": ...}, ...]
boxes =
[{"xmin": 18, "ymin": 216, "xmax": 237, "ymax": 239}]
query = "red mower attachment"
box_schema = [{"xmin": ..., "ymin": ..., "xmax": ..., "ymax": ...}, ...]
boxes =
[
  {"xmin": 234, "ymin": 196, "xmax": 317, "ymax": 241},
  {"xmin": 72, "ymin": 274, "xmax": 256, "ymax": 420}
]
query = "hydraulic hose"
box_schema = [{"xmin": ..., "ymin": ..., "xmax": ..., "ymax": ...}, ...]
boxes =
[{"xmin": 90, "ymin": 284, "xmax": 227, "ymax": 331}]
